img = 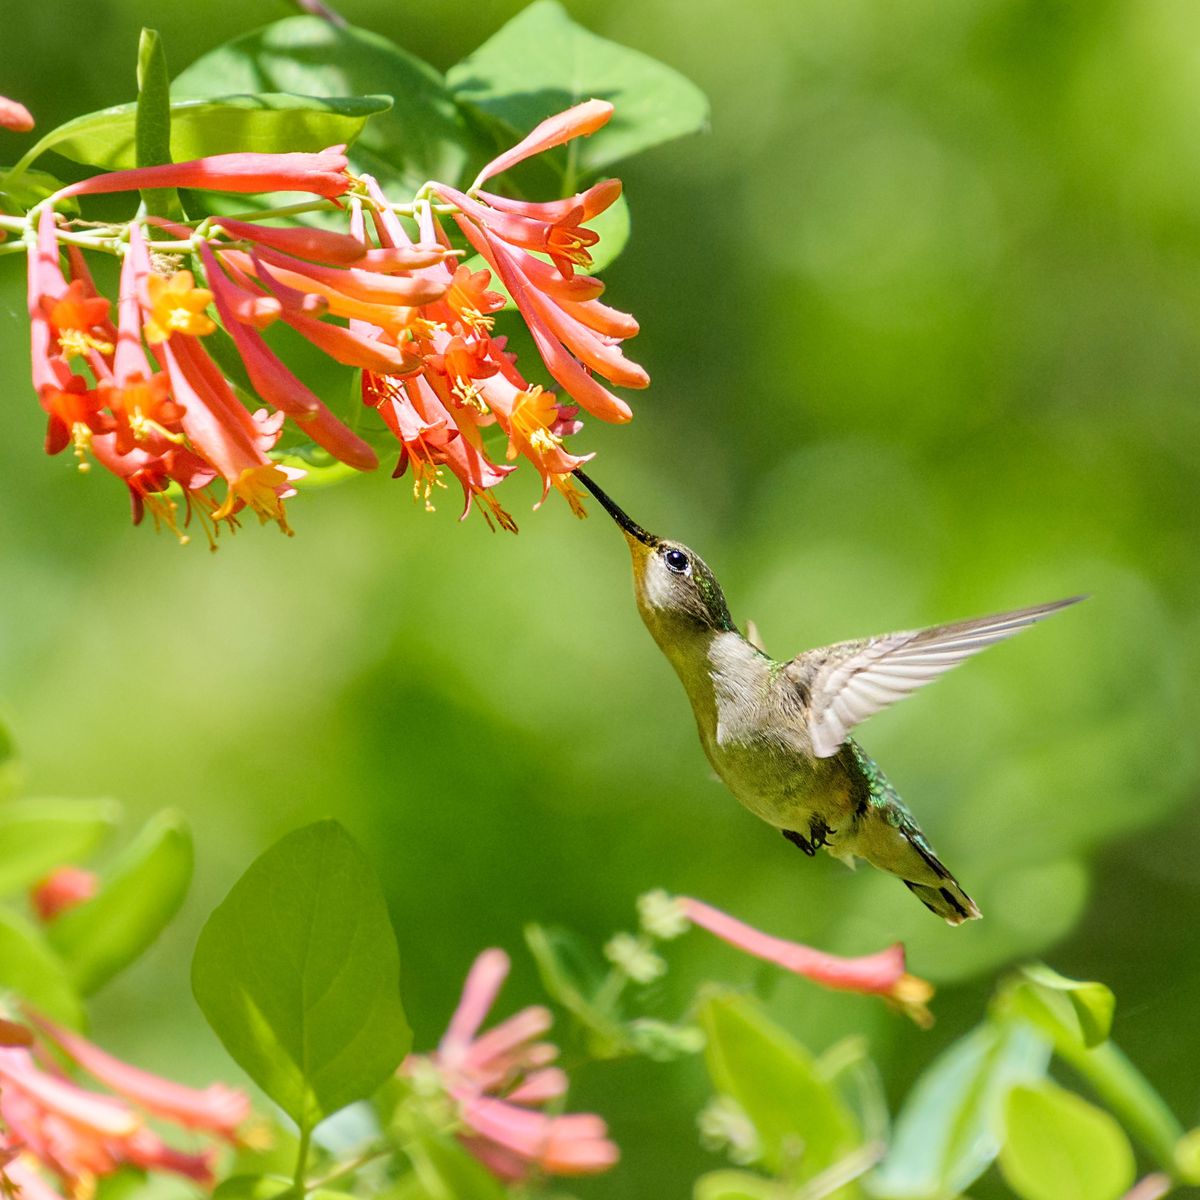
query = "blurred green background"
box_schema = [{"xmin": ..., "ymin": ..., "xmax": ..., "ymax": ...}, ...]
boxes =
[{"xmin": 2, "ymin": 1, "xmax": 1199, "ymax": 1195}]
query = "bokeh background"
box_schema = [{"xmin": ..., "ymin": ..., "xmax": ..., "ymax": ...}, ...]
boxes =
[{"xmin": 2, "ymin": 1, "xmax": 1199, "ymax": 1195}]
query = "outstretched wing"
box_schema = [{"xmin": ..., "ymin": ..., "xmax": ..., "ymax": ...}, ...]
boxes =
[{"xmin": 785, "ymin": 597, "xmax": 1084, "ymax": 758}]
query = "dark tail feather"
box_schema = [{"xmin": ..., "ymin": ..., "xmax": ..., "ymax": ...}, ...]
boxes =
[
  {"xmin": 904, "ymin": 878, "xmax": 982, "ymax": 925},
  {"xmin": 902, "ymin": 830, "xmax": 982, "ymax": 925}
]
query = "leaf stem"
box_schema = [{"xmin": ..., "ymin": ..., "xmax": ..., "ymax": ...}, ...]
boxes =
[{"xmin": 293, "ymin": 1123, "xmax": 313, "ymax": 1191}]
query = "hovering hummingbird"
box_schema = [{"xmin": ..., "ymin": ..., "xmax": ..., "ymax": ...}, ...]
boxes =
[{"xmin": 574, "ymin": 470, "xmax": 1082, "ymax": 924}]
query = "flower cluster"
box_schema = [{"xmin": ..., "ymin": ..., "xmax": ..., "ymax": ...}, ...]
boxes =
[
  {"xmin": 20, "ymin": 101, "xmax": 644, "ymax": 543},
  {"xmin": 0, "ymin": 1011, "xmax": 249, "ymax": 1199},
  {"xmin": 405, "ymin": 948, "xmax": 619, "ymax": 1181}
]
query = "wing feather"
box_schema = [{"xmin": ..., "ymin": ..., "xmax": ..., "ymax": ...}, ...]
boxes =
[{"xmin": 789, "ymin": 596, "xmax": 1084, "ymax": 758}]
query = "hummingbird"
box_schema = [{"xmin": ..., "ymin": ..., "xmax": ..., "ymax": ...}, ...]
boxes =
[{"xmin": 573, "ymin": 469, "xmax": 1082, "ymax": 924}]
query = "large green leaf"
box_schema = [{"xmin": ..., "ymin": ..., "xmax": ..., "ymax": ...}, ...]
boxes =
[
  {"xmin": 173, "ymin": 17, "xmax": 471, "ymax": 193},
  {"xmin": 0, "ymin": 798, "xmax": 119, "ymax": 896},
  {"xmin": 872, "ymin": 1021, "xmax": 1050, "ymax": 1200},
  {"xmin": 0, "ymin": 908, "xmax": 83, "ymax": 1026},
  {"xmin": 191, "ymin": 820, "xmax": 410, "ymax": 1132},
  {"xmin": 1000, "ymin": 1082, "xmax": 1135, "ymax": 1200},
  {"xmin": 697, "ymin": 989, "xmax": 860, "ymax": 1185},
  {"xmin": 447, "ymin": 0, "xmax": 709, "ymax": 178},
  {"xmin": 47, "ymin": 809, "xmax": 192, "ymax": 994},
  {"xmin": 15, "ymin": 93, "xmax": 390, "ymax": 175}
]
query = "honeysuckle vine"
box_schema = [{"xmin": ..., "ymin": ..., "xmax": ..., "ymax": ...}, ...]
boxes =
[{"xmin": 5, "ymin": 100, "xmax": 644, "ymax": 545}]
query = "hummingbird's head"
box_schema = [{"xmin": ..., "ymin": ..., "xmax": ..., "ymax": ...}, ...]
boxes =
[{"xmin": 574, "ymin": 470, "xmax": 735, "ymax": 635}]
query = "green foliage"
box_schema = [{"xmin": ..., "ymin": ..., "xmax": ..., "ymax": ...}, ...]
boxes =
[
  {"xmin": 406, "ymin": 1134, "xmax": 508, "ymax": 1200},
  {"xmin": 191, "ymin": 819, "xmax": 410, "ymax": 1133},
  {"xmin": 173, "ymin": 17, "xmax": 469, "ymax": 194},
  {"xmin": 0, "ymin": 797, "xmax": 118, "ymax": 895},
  {"xmin": 447, "ymin": 0, "xmax": 709, "ymax": 178},
  {"xmin": 698, "ymin": 989, "xmax": 860, "ymax": 1185},
  {"xmin": 872, "ymin": 1022, "xmax": 1050, "ymax": 1199},
  {"xmin": 48, "ymin": 808, "xmax": 193, "ymax": 995},
  {"xmin": 999, "ymin": 1082, "xmax": 1135, "ymax": 1200},
  {"xmin": 0, "ymin": 908, "xmax": 83, "ymax": 1025},
  {"xmin": 1010, "ymin": 963, "xmax": 1115, "ymax": 1049},
  {"xmin": 135, "ymin": 27, "xmax": 178, "ymax": 216},
  {"xmin": 15, "ymin": 93, "xmax": 389, "ymax": 175},
  {"xmin": 693, "ymin": 1170, "xmax": 778, "ymax": 1200}
]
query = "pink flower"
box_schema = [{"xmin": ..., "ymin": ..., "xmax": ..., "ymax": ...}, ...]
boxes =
[
  {"xmin": 406, "ymin": 949, "xmax": 619, "ymax": 1181},
  {"xmin": 678, "ymin": 897, "xmax": 935, "ymax": 1027},
  {"xmin": 30, "ymin": 868, "xmax": 97, "ymax": 923},
  {"xmin": 0, "ymin": 94, "xmax": 34, "ymax": 132},
  {"xmin": 27, "ymin": 1014, "xmax": 249, "ymax": 1139},
  {"xmin": 0, "ymin": 1014, "xmax": 250, "ymax": 1197}
]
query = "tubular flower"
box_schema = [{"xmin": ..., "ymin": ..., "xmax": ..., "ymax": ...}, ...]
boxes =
[
  {"xmin": 54, "ymin": 146, "xmax": 353, "ymax": 200},
  {"xmin": 405, "ymin": 949, "xmax": 619, "ymax": 1181},
  {"xmin": 23, "ymin": 100, "xmax": 645, "ymax": 537},
  {"xmin": 0, "ymin": 1013, "xmax": 250, "ymax": 1199},
  {"xmin": 676, "ymin": 896, "xmax": 935, "ymax": 1028},
  {"xmin": 29, "ymin": 868, "xmax": 97, "ymax": 923},
  {"xmin": 0, "ymin": 94, "xmax": 34, "ymax": 132}
]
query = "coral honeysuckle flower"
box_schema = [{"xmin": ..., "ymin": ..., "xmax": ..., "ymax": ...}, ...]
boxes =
[
  {"xmin": 0, "ymin": 94, "xmax": 34, "ymax": 132},
  {"xmin": 55, "ymin": 146, "xmax": 352, "ymax": 200},
  {"xmin": 28, "ymin": 1014, "xmax": 249, "ymax": 1139},
  {"xmin": 24, "ymin": 100, "xmax": 646, "ymax": 537},
  {"xmin": 0, "ymin": 1013, "xmax": 249, "ymax": 1198},
  {"xmin": 199, "ymin": 242, "xmax": 378, "ymax": 472},
  {"xmin": 30, "ymin": 867, "xmax": 97, "ymax": 922},
  {"xmin": 676, "ymin": 896, "xmax": 935, "ymax": 1027},
  {"xmin": 405, "ymin": 949, "xmax": 619, "ymax": 1181}
]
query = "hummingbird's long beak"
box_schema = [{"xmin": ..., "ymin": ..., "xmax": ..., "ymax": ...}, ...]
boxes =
[{"xmin": 573, "ymin": 470, "xmax": 658, "ymax": 546}]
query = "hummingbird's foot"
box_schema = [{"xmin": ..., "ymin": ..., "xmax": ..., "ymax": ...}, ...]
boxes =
[
  {"xmin": 809, "ymin": 817, "xmax": 836, "ymax": 850},
  {"xmin": 782, "ymin": 828, "xmax": 816, "ymax": 857}
]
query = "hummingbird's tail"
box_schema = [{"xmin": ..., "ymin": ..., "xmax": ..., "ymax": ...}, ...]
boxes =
[{"xmin": 899, "ymin": 829, "xmax": 982, "ymax": 925}]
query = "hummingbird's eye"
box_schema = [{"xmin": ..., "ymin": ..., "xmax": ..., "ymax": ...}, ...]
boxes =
[{"xmin": 664, "ymin": 548, "xmax": 690, "ymax": 574}]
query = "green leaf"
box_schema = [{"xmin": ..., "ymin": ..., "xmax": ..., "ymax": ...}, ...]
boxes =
[
  {"xmin": 15, "ymin": 94, "xmax": 390, "ymax": 175},
  {"xmin": 136, "ymin": 28, "xmax": 179, "ymax": 217},
  {"xmin": 448, "ymin": 0, "xmax": 709, "ymax": 178},
  {"xmin": 0, "ymin": 908, "xmax": 84, "ymax": 1026},
  {"xmin": 192, "ymin": 819, "xmax": 410, "ymax": 1132},
  {"xmin": 694, "ymin": 1169, "xmax": 777, "ymax": 1200},
  {"xmin": 173, "ymin": 17, "xmax": 471, "ymax": 193},
  {"xmin": 0, "ymin": 798, "xmax": 119, "ymax": 895},
  {"xmin": 0, "ymin": 167, "xmax": 74, "ymax": 216},
  {"xmin": 697, "ymin": 989, "xmax": 860, "ymax": 1183},
  {"xmin": 0, "ymin": 716, "xmax": 16, "ymax": 797},
  {"xmin": 407, "ymin": 1133, "xmax": 508, "ymax": 1200},
  {"xmin": 1016, "ymin": 963, "xmax": 1115, "ymax": 1049},
  {"xmin": 872, "ymin": 1021, "xmax": 1050, "ymax": 1200},
  {"xmin": 1000, "ymin": 1082, "xmax": 1135, "ymax": 1200},
  {"xmin": 212, "ymin": 1176, "xmax": 298, "ymax": 1200},
  {"xmin": 47, "ymin": 809, "xmax": 193, "ymax": 994},
  {"xmin": 1175, "ymin": 1128, "xmax": 1200, "ymax": 1185}
]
